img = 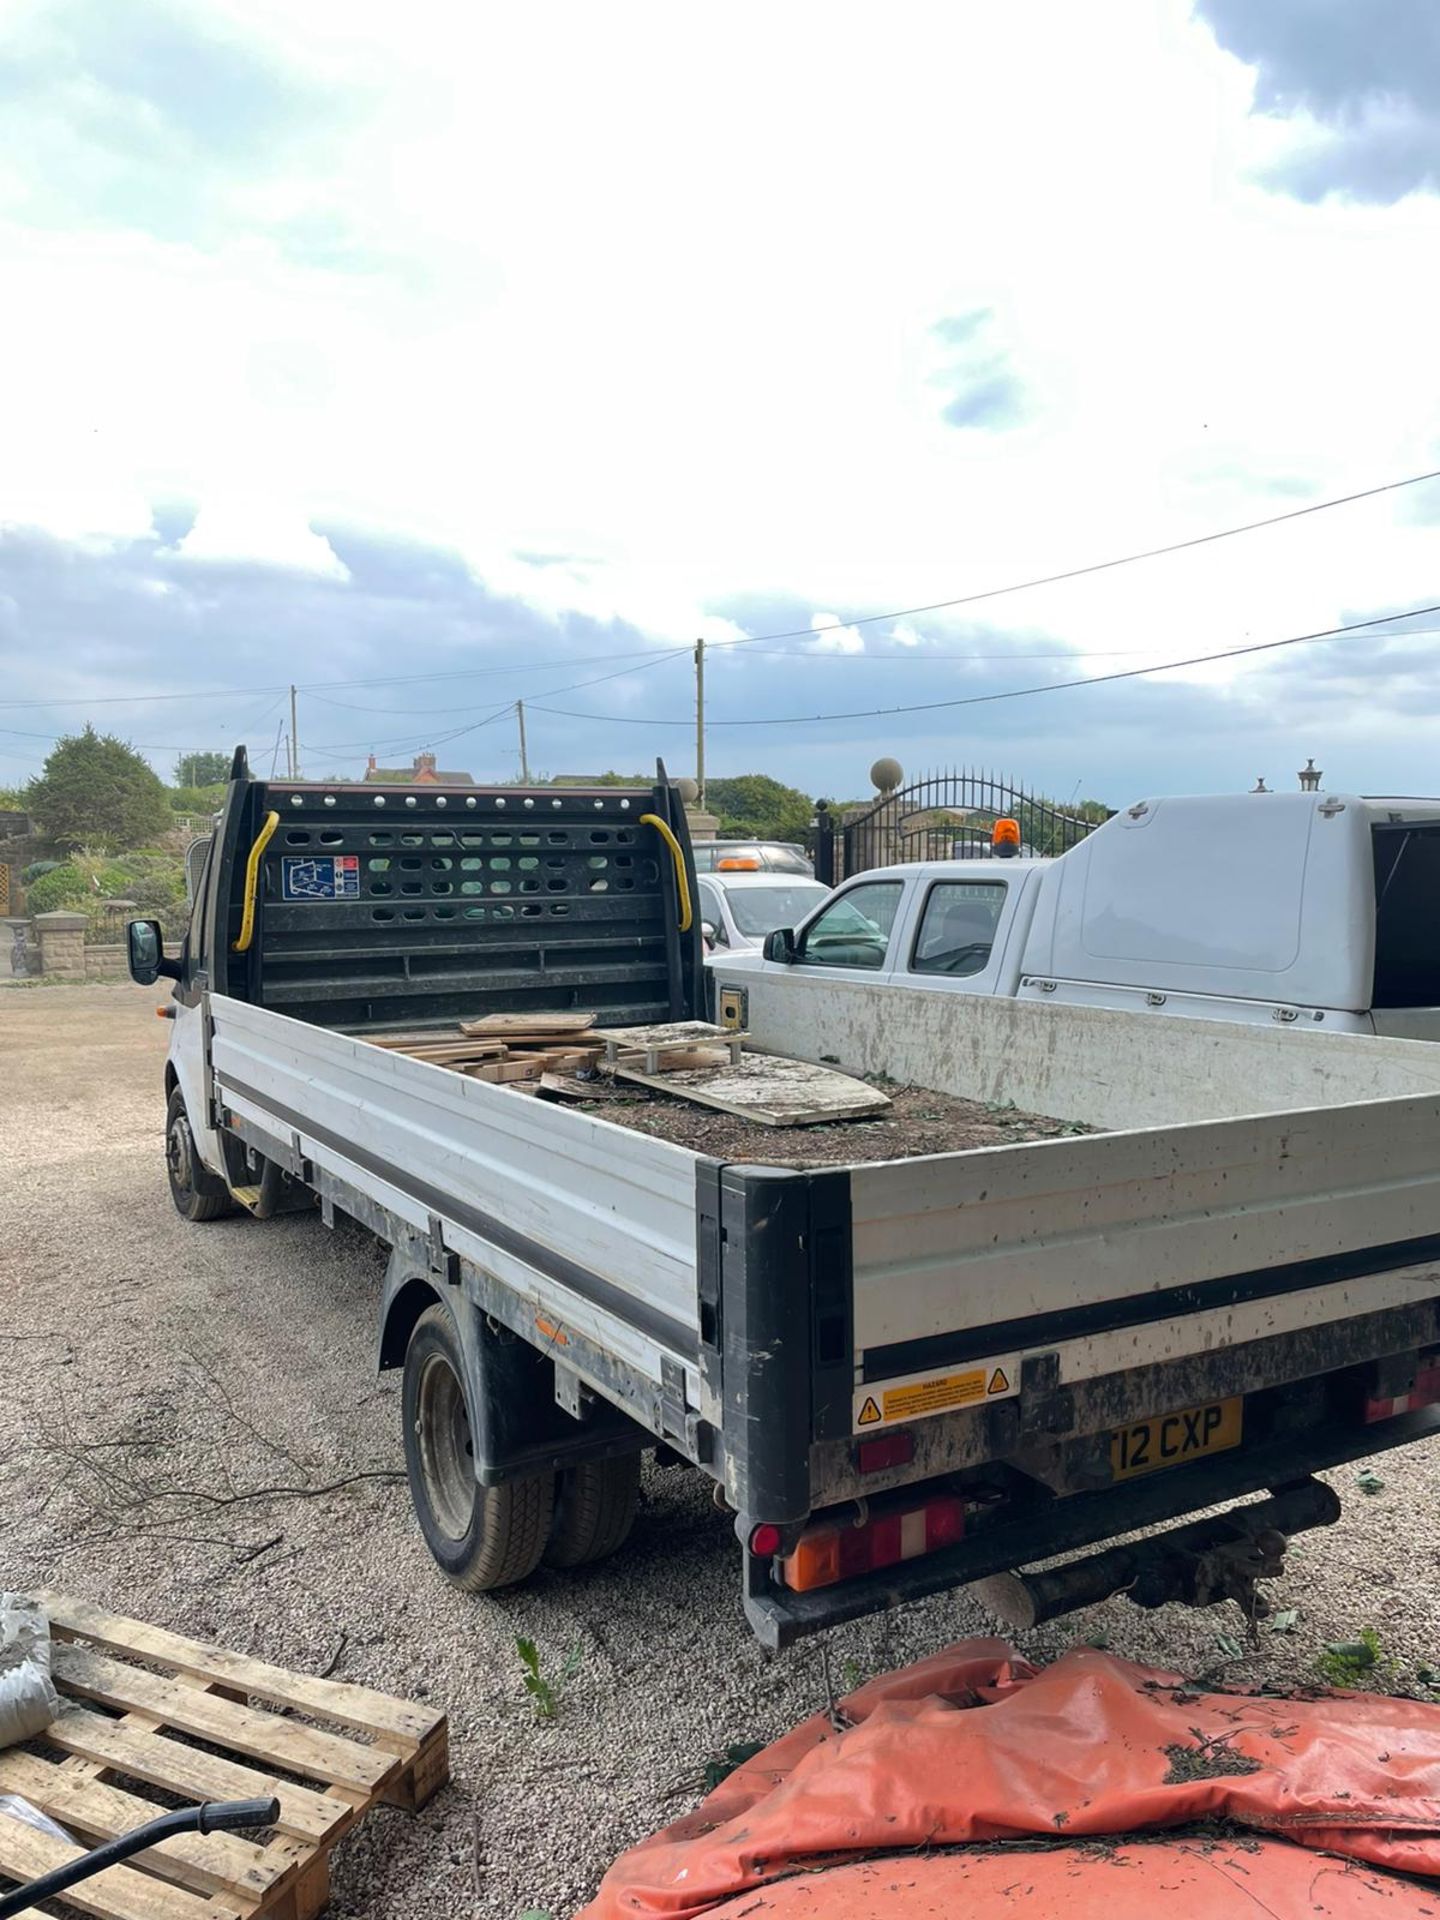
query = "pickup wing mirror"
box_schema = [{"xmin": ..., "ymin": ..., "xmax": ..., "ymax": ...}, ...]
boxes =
[
  {"xmin": 127, "ymin": 918, "xmax": 181, "ymax": 986},
  {"xmin": 700, "ymin": 919, "xmax": 718, "ymax": 950},
  {"xmin": 762, "ymin": 927, "xmax": 797, "ymax": 964}
]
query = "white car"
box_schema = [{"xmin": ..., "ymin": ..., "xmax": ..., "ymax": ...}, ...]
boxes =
[{"xmin": 696, "ymin": 868, "xmax": 830, "ymax": 956}]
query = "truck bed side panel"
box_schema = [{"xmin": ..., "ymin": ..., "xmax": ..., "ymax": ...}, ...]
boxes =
[
  {"xmin": 851, "ymin": 1091, "xmax": 1440, "ymax": 1388},
  {"xmin": 208, "ymin": 995, "xmax": 703, "ymax": 1389},
  {"xmin": 722, "ymin": 968, "xmax": 1440, "ymax": 1131}
]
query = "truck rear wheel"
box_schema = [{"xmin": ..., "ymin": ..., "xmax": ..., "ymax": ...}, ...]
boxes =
[
  {"xmin": 544, "ymin": 1453, "xmax": 641, "ymax": 1569},
  {"xmin": 165, "ymin": 1089, "xmax": 233, "ymax": 1223},
  {"xmin": 403, "ymin": 1305, "xmax": 554, "ymax": 1591}
]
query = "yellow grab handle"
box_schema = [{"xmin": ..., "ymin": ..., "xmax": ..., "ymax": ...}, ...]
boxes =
[
  {"xmin": 640, "ymin": 812, "xmax": 693, "ymax": 934},
  {"xmin": 232, "ymin": 810, "xmax": 280, "ymax": 953}
]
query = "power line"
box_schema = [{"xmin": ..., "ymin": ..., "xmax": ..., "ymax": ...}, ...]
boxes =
[
  {"xmin": 5, "ymin": 464, "xmax": 1437, "ymax": 712},
  {"xmin": 0, "ymin": 646, "xmax": 687, "ymax": 712},
  {"xmin": 299, "ymin": 702, "xmax": 516, "ymax": 762},
  {"xmin": 302, "ymin": 649, "xmax": 694, "ymax": 718},
  {"xmin": 297, "ymin": 644, "xmax": 689, "ymax": 701},
  {"xmin": 699, "ymin": 467, "xmax": 1440, "ymax": 648},
  {"xmin": 298, "ymin": 649, "xmax": 688, "ymax": 759},
  {"xmin": 0, "ymin": 681, "xmax": 289, "ymax": 711},
  {"xmin": 0, "ymin": 690, "xmax": 288, "ymax": 755},
  {"xmin": 528, "ymin": 603, "xmax": 1440, "ymax": 729}
]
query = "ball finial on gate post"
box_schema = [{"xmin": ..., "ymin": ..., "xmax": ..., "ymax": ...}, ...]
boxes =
[
  {"xmin": 870, "ymin": 757, "xmax": 903, "ymax": 795},
  {"xmin": 673, "ymin": 777, "xmax": 699, "ymax": 805}
]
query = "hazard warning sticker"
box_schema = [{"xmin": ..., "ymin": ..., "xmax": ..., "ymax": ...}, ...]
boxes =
[{"xmin": 852, "ymin": 1356, "xmax": 1020, "ymax": 1433}]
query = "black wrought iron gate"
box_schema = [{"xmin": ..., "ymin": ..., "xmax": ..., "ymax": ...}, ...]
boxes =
[{"xmin": 814, "ymin": 770, "xmax": 1102, "ymax": 885}]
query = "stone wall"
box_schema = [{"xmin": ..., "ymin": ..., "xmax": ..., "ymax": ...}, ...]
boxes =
[
  {"xmin": 15, "ymin": 930, "xmax": 180, "ymax": 981},
  {"xmin": 85, "ymin": 944, "xmax": 128, "ymax": 979},
  {"xmin": 32, "ymin": 911, "xmax": 87, "ymax": 980}
]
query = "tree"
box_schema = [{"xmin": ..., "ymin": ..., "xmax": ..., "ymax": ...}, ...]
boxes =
[
  {"xmin": 28, "ymin": 727, "xmax": 171, "ymax": 853},
  {"xmin": 173, "ymin": 750, "xmax": 231, "ymax": 788},
  {"xmin": 705, "ymin": 774, "xmax": 815, "ymax": 844},
  {"xmin": 0, "ymin": 783, "xmax": 29, "ymax": 815},
  {"xmin": 169, "ymin": 782, "xmax": 228, "ymax": 814}
]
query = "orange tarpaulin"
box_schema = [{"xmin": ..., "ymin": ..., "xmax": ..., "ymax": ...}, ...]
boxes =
[
  {"xmin": 705, "ymin": 1841, "xmax": 1439, "ymax": 1918},
  {"xmin": 582, "ymin": 1640, "xmax": 1440, "ymax": 1920}
]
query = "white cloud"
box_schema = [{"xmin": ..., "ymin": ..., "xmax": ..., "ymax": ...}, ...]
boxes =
[
  {"xmin": 175, "ymin": 501, "xmax": 349, "ymax": 577},
  {"xmin": 1, "ymin": 0, "xmax": 1439, "ymax": 790},
  {"xmin": 805, "ymin": 614, "xmax": 866, "ymax": 655}
]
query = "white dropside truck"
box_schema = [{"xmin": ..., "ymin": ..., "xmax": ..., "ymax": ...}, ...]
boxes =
[{"xmin": 129, "ymin": 754, "xmax": 1440, "ymax": 1644}]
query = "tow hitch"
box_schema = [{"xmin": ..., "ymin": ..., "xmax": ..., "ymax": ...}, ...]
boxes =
[{"xmin": 973, "ymin": 1479, "xmax": 1340, "ymax": 1630}]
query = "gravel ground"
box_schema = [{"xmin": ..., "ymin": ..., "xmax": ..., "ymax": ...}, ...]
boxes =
[{"xmin": 2, "ymin": 985, "xmax": 1438, "ymax": 1919}]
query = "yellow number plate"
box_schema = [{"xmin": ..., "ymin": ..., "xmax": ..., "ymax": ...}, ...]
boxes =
[{"xmin": 1110, "ymin": 1397, "xmax": 1243, "ymax": 1481}]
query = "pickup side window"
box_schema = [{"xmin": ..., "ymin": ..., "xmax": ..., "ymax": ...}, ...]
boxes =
[
  {"xmin": 799, "ymin": 880, "xmax": 904, "ymax": 970},
  {"xmin": 910, "ymin": 880, "xmax": 1007, "ymax": 977},
  {"xmin": 1373, "ymin": 823, "xmax": 1440, "ymax": 1006}
]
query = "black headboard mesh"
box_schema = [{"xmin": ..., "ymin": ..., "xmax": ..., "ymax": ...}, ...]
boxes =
[{"xmin": 212, "ymin": 765, "xmax": 701, "ymax": 1032}]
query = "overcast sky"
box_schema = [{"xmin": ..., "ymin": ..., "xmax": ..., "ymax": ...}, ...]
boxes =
[{"xmin": 1, "ymin": 0, "xmax": 1437, "ymax": 806}]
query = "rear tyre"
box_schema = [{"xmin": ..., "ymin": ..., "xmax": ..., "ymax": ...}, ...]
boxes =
[
  {"xmin": 165, "ymin": 1088, "xmax": 233, "ymax": 1223},
  {"xmin": 544, "ymin": 1452, "xmax": 641, "ymax": 1569},
  {"xmin": 403, "ymin": 1305, "xmax": 554, "ymax": 1591}
]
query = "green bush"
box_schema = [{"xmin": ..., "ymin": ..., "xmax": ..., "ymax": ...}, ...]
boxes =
[
  {"xmin": 21, "ymin": 860, "xmax": 63, "ymax": 886},
  {"xmin": 26, "ymin": 865, "xmax": 90, "ymax": 913},
  {"xmin": 113, "ymin": 853, "xmax": 186, "ymax": 919},
  {"xmin": 26, "ymin": 860, "xmax": 130, "ymax": 915}
]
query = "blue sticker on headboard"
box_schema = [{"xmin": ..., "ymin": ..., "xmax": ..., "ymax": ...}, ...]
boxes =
[{"xmin": 281, "ymin": 854, "xmax": 361, "ymax": 901}]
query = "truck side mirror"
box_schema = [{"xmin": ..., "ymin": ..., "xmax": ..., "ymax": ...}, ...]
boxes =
[
  {"xmin": 127, "ymin": 918, "xmax": 180, "ymax": 986},
  {"xmin": 762, "ymin": 927, "xmax": 797, "ymax": 964}
]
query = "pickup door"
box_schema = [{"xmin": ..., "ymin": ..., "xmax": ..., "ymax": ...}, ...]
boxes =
[{"xmin": 768, "ymin": 869, "xmax": 1035, "ymax": 996}]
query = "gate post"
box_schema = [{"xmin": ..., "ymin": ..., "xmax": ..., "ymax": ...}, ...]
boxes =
[{"xmin": 813, "ymin": 802, "xmax": 834, "ymax": 886}]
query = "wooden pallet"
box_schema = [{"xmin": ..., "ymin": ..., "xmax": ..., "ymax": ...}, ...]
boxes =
[
  {"xmin": 0, "ymin": 1593, "xmax": 449, "ymax": 1920},
  {"xmin": 591, "ymin": 1020, "xmax": 747, "ymax": 1075}
]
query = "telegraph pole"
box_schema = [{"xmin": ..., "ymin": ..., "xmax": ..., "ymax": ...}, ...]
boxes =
[
  {"xmin": 516, "ymin": 700, "xmax": 531, "ymax": 784},
  {"xmin": 694, "ymin": 635, "xmax": 706, "ymax": 806},
  {"xmin": 288, "ymin": 685, "xmax": 299, "ymax": 779}
]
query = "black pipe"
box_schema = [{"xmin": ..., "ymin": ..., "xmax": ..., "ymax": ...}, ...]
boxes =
[
  {"xmin": 972, "ymin": 1480, "xmax": 1339, "ymax": 1630},
  {"xmin": 0, "ymin": 1797, "xmax": 279, "ymax": 1917}
]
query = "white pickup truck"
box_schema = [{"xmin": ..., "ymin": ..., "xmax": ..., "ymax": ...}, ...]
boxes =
[
  {"xmin": 128, "ymin": 758, "xmax": 1440, "ymax": 1645},
  {"xmin": 725, "ymin": 791, "xmax": 1440, "ymax": 1038}
]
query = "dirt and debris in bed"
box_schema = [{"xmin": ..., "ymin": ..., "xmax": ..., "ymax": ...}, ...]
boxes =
[{"xmin": 554, "ymin": 1077, "xmax": 1095, "ymax": 1167}]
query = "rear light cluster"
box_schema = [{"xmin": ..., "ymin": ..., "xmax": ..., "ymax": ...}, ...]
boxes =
[
  {"xmin": 778, "ymin": 1493, "xmax": 965, "ymax": 1593},
  {"xmin": 1365, "ymin": 1354, "xmax": 1440, "ymax": 1423}
]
